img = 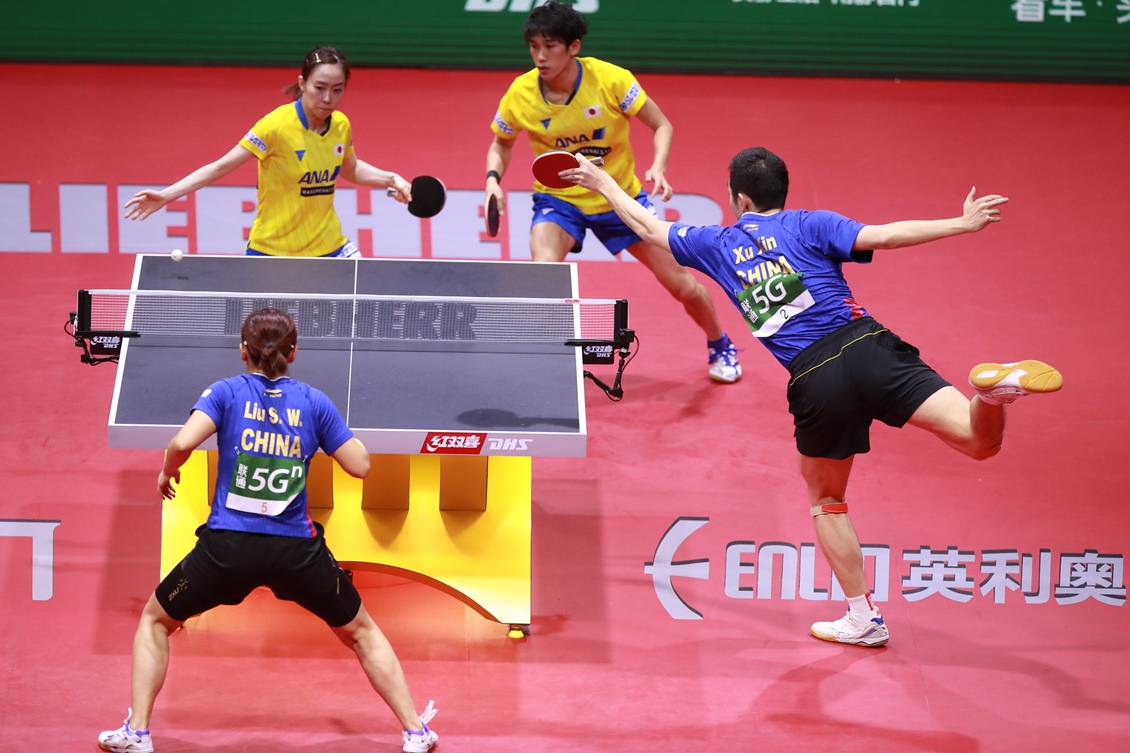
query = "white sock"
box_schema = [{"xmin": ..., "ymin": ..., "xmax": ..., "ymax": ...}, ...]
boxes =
[{"xmin": 847, "ymin": 593, "xmax": 879, "ymax": 621}]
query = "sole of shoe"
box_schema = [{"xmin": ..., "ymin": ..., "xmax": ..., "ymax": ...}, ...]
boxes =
[
  {"xmin": 810, "ymin": 628, "xmax": 889, "ymax": 648},
  {"xmin": 709, "ymin": 365, "xmax": 743, "ymax": 384},
  {"xmin": 969, "ymin": 360, "xmax": 1062, "ymax": 394},
  {"xmin": 810, "ymin": 621, "xmax": 890, "ymax": 647}
]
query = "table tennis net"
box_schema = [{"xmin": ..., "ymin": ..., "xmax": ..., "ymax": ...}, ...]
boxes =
[{"xmin": 77, "ymin": 290, "xmax": 627, "ymax": 344}]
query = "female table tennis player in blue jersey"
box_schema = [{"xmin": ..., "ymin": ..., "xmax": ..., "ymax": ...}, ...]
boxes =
[
  {"xmin": 97, "ymin": 309, "xmax": 438, "ymax": 753},
  {"xmin": 482, "ymin": 1, "xmax": 742, "ymax": 384},
  {"xmin": 124, "ymin": 46, "xmax": 411, "ymax": 258}
]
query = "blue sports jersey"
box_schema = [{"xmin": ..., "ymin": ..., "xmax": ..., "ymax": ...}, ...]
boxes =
[
  {"xmin": 669, "ymin": 209, "xmax": 870, "ymax": 368},
  {"xmin": 191, "ymin": 373, "xmax": 353, "ymax": 538}
]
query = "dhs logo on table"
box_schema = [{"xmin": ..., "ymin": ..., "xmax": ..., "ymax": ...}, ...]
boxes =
[
  {"xmin": 582, "ymin": 344, "xmax": 614, "ymax": 365},
  {"xmin": 90, "ymin": 335, "xmax": 122, "ymax": 356},
  {"xmin": 422, "ymin": 432, "xmax": 487, "ymax": 454}
]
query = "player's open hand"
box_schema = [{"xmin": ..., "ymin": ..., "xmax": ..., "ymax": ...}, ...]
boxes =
[
  {"xmin": 645, "ymin": 167, "xmax": 673, "ymax": 201},
  {"xmin": 962, "ymin": 187, "xmax": 1008, "ymax": 232},
  {"xmin": 158, "ymin": 469, "xmax": 181, "ymax": 500},
  {"xmin": 124, "ymin": 189, "xmax": 171, "ymax": 221}
]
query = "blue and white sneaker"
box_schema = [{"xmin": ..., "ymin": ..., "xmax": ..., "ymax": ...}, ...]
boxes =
[
  {"xmin": 811, "ymin": 612, "xmax": 890, "ymax": 647},
  {"xmin": 707, "ymin": 333, "xmax": 742, "ymax": 384},
  {"xmin": 402, "ymin": 699, "xmax": 439, "ymax": 753},
  {"xmin": 98, "ymin": 708, "xmax": 154, "ymax": 753}
]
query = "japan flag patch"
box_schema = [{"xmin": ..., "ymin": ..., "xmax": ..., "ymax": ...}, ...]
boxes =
[
  {"xmin": 584, "ymin": 104, "xmax": 602, "ymax": 118},
  {"xmin": 334, "ymin": 144, "xmax": 345, "ymax": 156}
]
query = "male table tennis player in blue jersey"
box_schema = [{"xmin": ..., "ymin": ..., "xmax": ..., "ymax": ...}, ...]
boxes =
[
  {"xmin": 125, "ymin": 46, "xmax": 413, "ymax": 258},
  {"xmin": 98, "ymin": 310, "xmax": 438, "ymax": 753},
  {"xmin": 483, "ymin": 0, "xmax": 742, "ymax": 383},
  {"xmin": 562, "ymin": 146, "xmax": 1062, "ymax": 647}
]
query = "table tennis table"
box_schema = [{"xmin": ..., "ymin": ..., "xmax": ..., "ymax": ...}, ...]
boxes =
[{"xmin": 90, "ymin": 254, "xmax": 622, "ymax": 634}]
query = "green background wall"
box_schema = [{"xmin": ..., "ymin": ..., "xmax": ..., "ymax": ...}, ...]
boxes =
[{"xmin": 5, "ymin": 1, "xmax": 1129, "ymax": 82}]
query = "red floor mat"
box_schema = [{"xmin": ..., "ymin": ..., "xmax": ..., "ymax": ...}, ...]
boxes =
[{"xmin": 2, "ymin": 64, "xmax": 1129, "ymax": 752}]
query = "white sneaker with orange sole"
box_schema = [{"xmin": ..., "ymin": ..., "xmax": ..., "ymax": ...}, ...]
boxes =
[{"xmin": 969, "ymin": 360, "xmax": 1062, "ymax": 405}]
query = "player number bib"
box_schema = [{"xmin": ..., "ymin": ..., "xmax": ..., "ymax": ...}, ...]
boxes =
[
  {"xmin": 736, "ymin": 272, "xmax": 815, "ymax": 338},
  {"xmin": 224, "ymin": 452, "xmax": 306, "ymax": 516}
]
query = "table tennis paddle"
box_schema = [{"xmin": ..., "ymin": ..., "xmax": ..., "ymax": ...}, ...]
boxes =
[
  {"xmin": 532, "ymin": 151, "xmax": 605, "ymax": 189},
  {"xmin": 486, "ymin": 194, "xmax": 500, "ymax": 237},
  {"xmin": 387, "ymin": 175, "xmax": 446, "ymax": 218}
]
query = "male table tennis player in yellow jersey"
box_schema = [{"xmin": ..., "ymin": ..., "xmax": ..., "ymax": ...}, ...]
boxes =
[
  {"xmin": 483, "ymin": 1, "xmax": 742, "ymax": 383},
  {"xmin": 125, "ymin": 46, "xmax": 413, "ymax": 258}
]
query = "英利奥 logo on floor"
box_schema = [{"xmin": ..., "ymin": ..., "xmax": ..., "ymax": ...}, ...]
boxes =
[{"xmin": 645, "ymin": 516, "xmax": 1128, "ymax": 620}]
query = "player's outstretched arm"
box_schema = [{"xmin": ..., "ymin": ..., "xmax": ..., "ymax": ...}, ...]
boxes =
[
  {"xmin": 566, "ymin": 156, "xmax": 674, "ymax": 250},
  {"xmin": 158, "ymin": 410, "xmax": 218, "ymax": 499},
  {"xmin": 125, "ymin": 145, "xmax": 254, "ymax": 221},
  {"xmin": 854, "ymin": 187, "xmax": 1008, "ymax": 250},
  {"xmin": 342, "ymin": 155, "xmax": 411, "ymax": 203},
  {"xmin": 485, "ymin": 135, "xmax": 515, "ymax": 214},
  {"xmin": 635, "ymin": 99, "xmax": 674, "ymax": 201},
  {"xmin": 332, "ymin": 437, "xmax": 371, "ymax": 479}
]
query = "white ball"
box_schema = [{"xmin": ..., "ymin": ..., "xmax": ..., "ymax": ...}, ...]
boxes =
[{"xmin": 171, "ymin": 248, "xmax": 184, "ymax": 261}]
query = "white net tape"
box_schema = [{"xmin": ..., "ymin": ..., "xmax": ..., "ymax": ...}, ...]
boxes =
[{"xmin": 82, "ymin": 290, "xmax": 624, "ymax": 343}]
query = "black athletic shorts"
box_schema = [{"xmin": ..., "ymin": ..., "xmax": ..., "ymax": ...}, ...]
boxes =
[
  {"xmin": 155, "ymin": 522, "xmax": 361, "ymax": 627},
  {"xmin": 786, "ymin": 316, "xmax": 950, "ymax": 460}
]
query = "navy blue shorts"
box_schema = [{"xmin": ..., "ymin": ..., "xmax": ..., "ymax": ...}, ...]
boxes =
[
  {"xmin": 786, "ymin": 317, "xmax": 950, "ymax": 460},
  {"xmin": 531, "ymin": 191, "xmax": 655, "ymax": 255},
  {"xmin": 155, "ymin": 523, "xmax": 361, "ymax": 627}
]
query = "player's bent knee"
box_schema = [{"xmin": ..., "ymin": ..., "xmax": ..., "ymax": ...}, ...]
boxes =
[
  {"xmin": 811, "ymin": 501, "xmax": 849, "ymax": 517},
  {"xmin": 968, "ymin": 441, "xmax": 1002, "ymax": 461}
]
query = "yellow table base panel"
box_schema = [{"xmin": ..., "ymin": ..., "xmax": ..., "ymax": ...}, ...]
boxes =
[{"xmin": 161, "ymin": 451, "xmax": 531, "ymax": 626}]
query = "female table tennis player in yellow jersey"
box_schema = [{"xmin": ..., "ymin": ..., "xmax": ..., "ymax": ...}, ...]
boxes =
[{"xmin": 125, "ymin": 46, "xmax": 411, "ymax": 258}]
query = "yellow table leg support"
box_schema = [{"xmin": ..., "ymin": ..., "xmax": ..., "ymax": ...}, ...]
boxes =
[
  {"xmin": 159, "ymin": 449, "xmax": 212, "ymax": 579},
  {"xmin": 163, "ymin": 450, "xmax": 532, "ymax": 627}
]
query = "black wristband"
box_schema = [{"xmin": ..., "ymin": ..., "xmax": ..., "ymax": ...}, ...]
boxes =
[{"xmin": 486, "ymin": 169, "xmax": 502, "ymax": 184}]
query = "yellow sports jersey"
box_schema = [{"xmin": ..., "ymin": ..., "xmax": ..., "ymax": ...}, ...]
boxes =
[
  {"xmin": 238, "ymin": 101, "xmax": 355, "ymax": 257},
  {"xmin": 491, "ymin": 57, "xmax": 647, "ymax": 215}
]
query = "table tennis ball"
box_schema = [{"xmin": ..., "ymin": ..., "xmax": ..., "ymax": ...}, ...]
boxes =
[{"xmin": 171, "ymin": 248, "xmax": 184, "ymax": 261}]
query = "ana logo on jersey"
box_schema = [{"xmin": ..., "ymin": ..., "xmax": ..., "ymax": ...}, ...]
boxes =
[
  {"xmin": 297, "ymin": 166, "xmax": 343, "ymax": 197},
  {"xmin": 553, "ymin": 128, "xmax": 608, "ymax": 150}
]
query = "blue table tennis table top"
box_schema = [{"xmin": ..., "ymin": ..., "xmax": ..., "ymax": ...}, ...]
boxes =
[{"xmin": 108, "ymin": 255, "xmax": 589, "ymax": 457}]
